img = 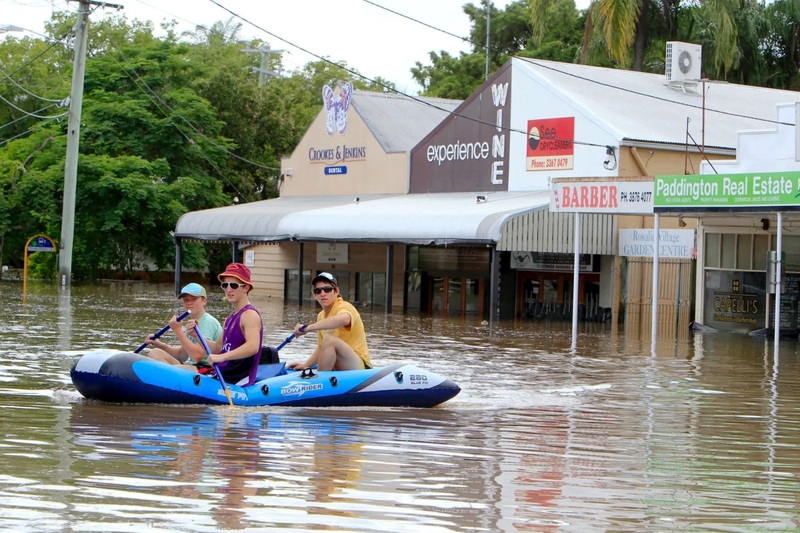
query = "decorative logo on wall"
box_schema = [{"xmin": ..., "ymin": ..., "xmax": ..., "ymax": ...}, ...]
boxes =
[{"xmin": 322, "ymin": 81, "xmax": 353, "ymax": 136}]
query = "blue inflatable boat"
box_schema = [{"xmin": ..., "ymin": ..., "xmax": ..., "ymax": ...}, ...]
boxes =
[{"xmin": 70, "ymin": 350, "xmax": 460, "ymax": 408}]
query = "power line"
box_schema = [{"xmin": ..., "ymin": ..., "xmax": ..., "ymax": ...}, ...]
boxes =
[
  {"xmin": 0, "ymin": 66, "xmax": 68, "ymax": 103},
  {"xmin": 364, "ymin": 0, "xmax": 795, "ymax": 129},
  {"xmin": 205, "ymin": 0, "xmax": 609, "ymax": 149},
  {"xmin": 3, "ymin": 30, "xmax": 72, "ymax": 79},
  {"xmin": 519, "ymin": 57, "xmax": 796, "ymax": 127},
  {"xmin": 361, "ymin": 0, "xmax": 475, "ymax": 48},
  {"xmin": 0, "ymin": 115, "xmax": 63, "ymax": 147},
  {"xmin": 0, "ymin": 101, "xmax": 67, "ymax": 128},
  {"xmin": 113, "ymin": 49, "xmax": 282, "ymax": 201},
  {"xmin": 0, "ymin": 91, "xmax": 68, "ymax": 119}
]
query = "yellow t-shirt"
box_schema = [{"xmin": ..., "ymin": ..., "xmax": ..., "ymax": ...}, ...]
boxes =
[{"xmin": 316, "ymin": 297, "xmax": 371, "ymax": 368}]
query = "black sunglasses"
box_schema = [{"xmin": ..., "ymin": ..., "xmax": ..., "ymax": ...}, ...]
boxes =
[
  {"xmin": 220, "ymin": 282, "xmax": 242, "ymax": 290},
  {"xmin": 313, "ymin": 286, "xmax": 335, "ymax": 295}
]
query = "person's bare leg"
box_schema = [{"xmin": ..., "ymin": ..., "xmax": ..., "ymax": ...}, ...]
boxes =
[
  {"xmin": 148, "ymin": 348, "xmax": 182, "ymax": 365},
  {"xmin": 317, "ymin": 335, "xmax": 363, "ymax": 370}
]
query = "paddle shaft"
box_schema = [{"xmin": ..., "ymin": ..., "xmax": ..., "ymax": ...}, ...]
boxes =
[
  {"xmin": 195, "ymin": 324, "xmax": 233, "ymax": 406},
  {"xmin": 275, "ymin": 325, "xmax": 307, "ymax": 352},
  {"xmin": 134, "ymin": 310, "xmax": 191, "ymax": 353}
]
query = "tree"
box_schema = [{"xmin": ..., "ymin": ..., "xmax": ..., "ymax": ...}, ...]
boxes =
[{"xmin": 413, "ymin": 1, "xmax": 522, "ymax": 97}]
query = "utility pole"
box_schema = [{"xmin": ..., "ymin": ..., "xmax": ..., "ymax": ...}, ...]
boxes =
[
  {"xmin": 60, "ymin": 0, "xmax": 122, "ymax": 286},
  {"xmin": 241, "ymin": 46, "xmax": 284, "ymax": 87}
]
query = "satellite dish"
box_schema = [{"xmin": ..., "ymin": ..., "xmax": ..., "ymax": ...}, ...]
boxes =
[{"xmin": 678, "ymin": 50, "xmax": 692, "ymax": 74}]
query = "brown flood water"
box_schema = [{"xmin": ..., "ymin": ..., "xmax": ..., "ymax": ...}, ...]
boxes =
[{"xmin": 2, "ymin": 280, "xmax": 800, "ymax": 531}]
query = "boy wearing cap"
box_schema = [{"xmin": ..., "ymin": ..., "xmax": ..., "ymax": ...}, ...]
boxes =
[
  {"xmin": 288, "ymin": 272, "xmax": 371, "ymax": 371},
  {"xmin": 204, "ymin": 262, "xmax": 264, "ymax": 386},
  {"xmin": 145, "ymin": 283, "xmax": 222, "ymax": 369}
]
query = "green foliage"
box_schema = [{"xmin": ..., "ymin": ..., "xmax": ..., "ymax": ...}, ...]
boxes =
[
  {"xmin": 3, "ymin": 2, "xmax": 798, "ymax": 282},
  {"xmin": 0, "ymin": 13, "xmax": 395, "ymax": 280}
]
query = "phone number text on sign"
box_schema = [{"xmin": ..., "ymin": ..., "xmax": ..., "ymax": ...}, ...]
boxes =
[
  {"xmin": 528, "ymin": 156, "xmax": 573, "ymax": 171},
  {"xmin": 620, "ymin": 190, "xmax": 653, "ymax": 203}
]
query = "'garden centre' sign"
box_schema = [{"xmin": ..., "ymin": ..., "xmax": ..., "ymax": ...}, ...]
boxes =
[{"xmin": 654, "ymin": 171, "xmax": 800, "ymax": 211}]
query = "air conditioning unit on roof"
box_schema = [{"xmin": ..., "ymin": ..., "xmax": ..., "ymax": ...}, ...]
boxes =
[{"xmin": 665, "ymin": 41, "xmax": 702, "ymax": 82}]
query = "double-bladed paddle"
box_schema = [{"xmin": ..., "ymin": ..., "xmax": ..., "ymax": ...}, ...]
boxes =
[
  {"xmin": 194, "ymin": 323, "xmax": 233, "ymax": 406},
  {"xmin": 134, "ymin": 310, "xmax": 191, "ymax": 354}
]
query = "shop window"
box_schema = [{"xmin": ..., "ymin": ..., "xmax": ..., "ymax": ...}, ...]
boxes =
[
  {"xmin": 431, "ymin": 277, "xmax": 445, "ymax": 312},
  {"xmin": 543, "ymin": 279, "xmax": 559, "ymax": 304},
  {"xmin": 465, "ymin": 278, "xmax": 481, "ymax": 315},
  {"xmin": 782, "ymin": 235, "xmax": 800, "ymax": 271},
  {"xmin": 447, "ymin": 278, "xmax": 462, "ymax": 315},
  {"xmin": 737, "ymin": 234, "xmax": 752, "ymax": 270},
  {"xmin": 406, "ymin": 271, "xmax": 422, "ymax": 310},
  {"xmin": 721, "ymin": 234, "xmax": 736, "ymax": 269},
  {"xmin": 285, "ymin": 269, "xmax": 312, "ymax": 301},
  {"xmin": 753, "ymin": 234, "xmax": 769, "ymax": 270},
  {"xmin": 355, "ymin": 272, "xmax": 386, "ymax": 307},
  {"xmin": 705, "ymin": 233, "xmax": 720, "ymax": 268}
]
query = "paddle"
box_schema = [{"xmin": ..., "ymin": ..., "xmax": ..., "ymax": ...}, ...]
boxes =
[
  {"xmin": 274, "ymin": 324, "xmax": 307, "ymax": 351},
  {"xmin": 194, "ymin": 323, "xmax": 233, "ymax": 406},
  {"xmin": 134, "ymin": 310, "xmax": 191, "ymax": 354}
]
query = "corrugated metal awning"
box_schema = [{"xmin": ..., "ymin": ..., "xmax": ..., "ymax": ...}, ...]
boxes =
[
  {"xmin": 174, "ymin": 195, "xmax": 394, "ymax": 242},
  {"xmin": 174, "ymin": 191, "xmax": 550, "ymax": 245}
]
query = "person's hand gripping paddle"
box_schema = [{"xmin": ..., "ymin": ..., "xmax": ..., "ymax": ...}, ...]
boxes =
[
  {"xmin": 134, "ymin": 310, "xmax": 191, "ymax": 354},
  {"xmin": 194, "ymin": 320, "xmax": 233, "ymax": 406}
]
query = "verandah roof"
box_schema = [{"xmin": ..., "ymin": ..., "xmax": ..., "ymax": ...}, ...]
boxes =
[{"xmin": 174, "ymin": 191, "xmax": 551, "ymax": 246}]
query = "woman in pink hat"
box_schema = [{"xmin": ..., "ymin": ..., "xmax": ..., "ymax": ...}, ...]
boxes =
[{"xmin": 204, "ymin": 262, "xmax": 264, "ymax": 386}]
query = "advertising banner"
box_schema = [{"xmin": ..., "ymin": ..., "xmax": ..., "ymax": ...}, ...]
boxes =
[
  {"xmin": 526, "ymin": 117, "xmax": 574, "ymax": 171},
  {"xmin": 550, "ymin": 178, "xmax": 654, "ymax": 214},
  {"xmin": 618, "ymin": 229, "xmax": 695, "ymax": 258},
  {"xmin": 654, "ymin": 171, "xmax": 800, "ymax": 211}
]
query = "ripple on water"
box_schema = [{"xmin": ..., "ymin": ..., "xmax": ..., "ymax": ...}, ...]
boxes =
[{"xmin": 2, "ymin": 283, "xmax": 800, "ymax": 531}]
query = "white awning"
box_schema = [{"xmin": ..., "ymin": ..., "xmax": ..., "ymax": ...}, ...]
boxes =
[
  {"xmin": 175, "ymin": 195, "xmax": 393, "ymax": 242},
  {"xmin": 175, "ymin": 191, "xmax": 550, "ymax": 245}
]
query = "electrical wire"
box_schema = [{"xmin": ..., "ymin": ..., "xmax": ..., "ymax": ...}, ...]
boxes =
[
  {"xmin": 363, "ymin": 0, "xmax": 794, "ymax": 129},
  {"xmin": 0, "ymin": 92, "xmax": 68, "ymax": 119},
  {"xmin": 0, "ymin": 115, "xmax": 62, "ymax": 147},
  {"xmin": 0, "ymin": 66, "xmax": 68, "ymax": 103},
  {"xmin": 2, "ymin": 30, "xmax": 72, "ymax": 80},
  {"xmin": 204, "ymin": 0, "xmax": 613, "ymax": 150},
  {"xmin": 0, "ymin": 102, "xmax": 66, "ymax": 130},
  {"xmin": 361, "ymin": 0, "xmax": 475, "ymax": 48},
  {"xmin": 113, "ymin": 49, "xmax": 279, "ymax": 201}
]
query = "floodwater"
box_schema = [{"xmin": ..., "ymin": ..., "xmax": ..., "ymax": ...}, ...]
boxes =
[{"xmin": 2, "ymin": 281, "xmax": 800, "ymax": 532}]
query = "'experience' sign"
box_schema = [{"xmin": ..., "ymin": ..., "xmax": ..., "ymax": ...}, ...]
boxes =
[{"xmin": 654, "ymin": 171, "xmax": 800, "ymax": 211}]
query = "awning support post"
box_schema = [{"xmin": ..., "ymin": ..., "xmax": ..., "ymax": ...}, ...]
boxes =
[
  {"xmin": 232, "ymin": 241, "xmax": 241, "ymax": 263},
  {"xmin": 174, "ymin": 237, "xmax": 183, "ymax": 297},
  {"xmin": 297, "ymin": 242, "xmax": 304, "ymax": 305},
  {"xmin": 774, "ymin": 212, "xmax": 783, "ymax": 358},
  {"xmin": 572, "ymin": 212, "xmax": 581, "ymax": 349},
  {"xmin": 490, "ymin": 246, "xmax": 500, "ymax": 327},
  {"xmin": 651, "ymin": 214, "xmax": 660, "ymax": 353},
  {"xmin": 385, "ymin": 244, "xmax": 394, "ymax": 314}
]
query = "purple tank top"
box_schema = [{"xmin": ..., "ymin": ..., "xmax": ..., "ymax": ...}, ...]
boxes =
[{"xmin": 218, "ymin": 304, "xmax": 263, "ymax": 385}]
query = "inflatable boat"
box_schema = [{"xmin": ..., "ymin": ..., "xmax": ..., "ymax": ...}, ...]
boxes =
[{"xmin": 70, "ymin": 350, "xmax": 461, "ymax": 408}]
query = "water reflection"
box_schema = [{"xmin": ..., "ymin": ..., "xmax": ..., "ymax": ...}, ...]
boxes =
[{"xmin": 2, "ymin": 281, "xmax": 800, "ymax": 531}]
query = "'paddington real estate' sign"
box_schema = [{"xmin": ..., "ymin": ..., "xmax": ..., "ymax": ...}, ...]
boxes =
[{"xmin": 654, "ymin": 171, "xmax": 800, "ymax": 211}]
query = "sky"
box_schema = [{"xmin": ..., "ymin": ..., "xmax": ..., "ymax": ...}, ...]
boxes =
[{"xmin": 0, "ymin": 0, "xmax": 525, "ymax": 94}]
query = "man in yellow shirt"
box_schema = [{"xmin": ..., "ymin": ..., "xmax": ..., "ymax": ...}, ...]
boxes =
[{"xmin": 288, "ymin": 272, "xmax": 371, "ymax": 371}]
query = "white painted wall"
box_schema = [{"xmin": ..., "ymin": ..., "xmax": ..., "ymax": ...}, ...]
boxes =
[{"xmin": 507, "ymin": 60, "xmax": 621, "ymax": 191}]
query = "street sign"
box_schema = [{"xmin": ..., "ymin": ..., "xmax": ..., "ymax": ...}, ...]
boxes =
[{"xmin": 27, "ymin": 236, "xmax": 56, "ymax": 252}]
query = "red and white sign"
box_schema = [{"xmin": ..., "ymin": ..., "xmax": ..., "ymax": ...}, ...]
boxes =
[
  {"xmin": 526, "ymin": 117, "xmax": 574, "ymax": 171},
  {"xmin": 550, "ymin": 179, "xmax": 654, "ymax": 214}
]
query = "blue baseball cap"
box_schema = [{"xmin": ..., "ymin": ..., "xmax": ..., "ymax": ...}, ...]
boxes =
[{"xmin": 179, "ymin": 283, "xmax": 207, "ymax": 299}]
